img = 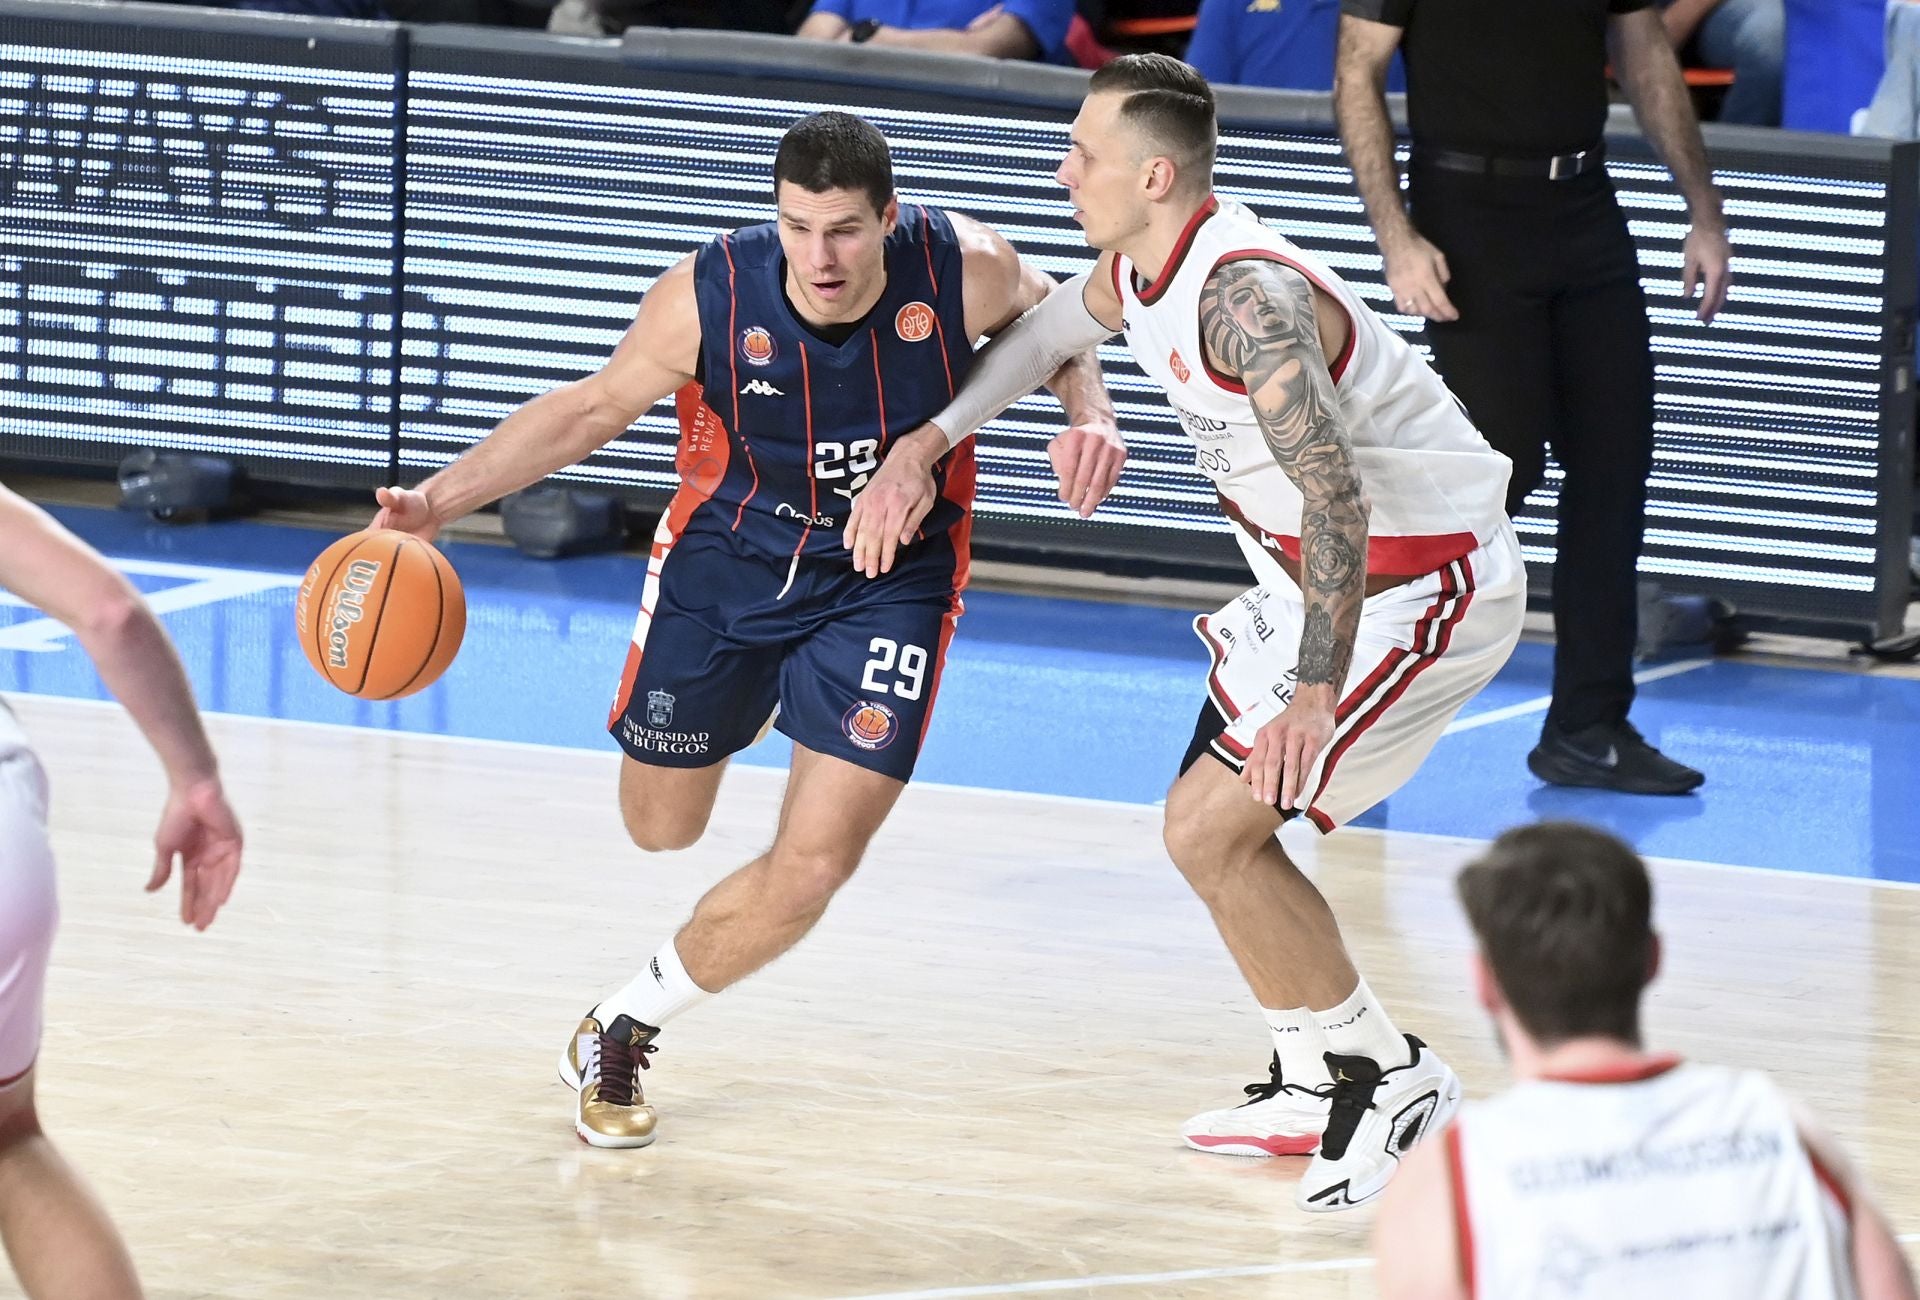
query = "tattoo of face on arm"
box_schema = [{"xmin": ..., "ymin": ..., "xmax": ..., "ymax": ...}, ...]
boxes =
[{"xmin": 1199, "ymin": 259, "xmax": 1371, "ymax": 690}]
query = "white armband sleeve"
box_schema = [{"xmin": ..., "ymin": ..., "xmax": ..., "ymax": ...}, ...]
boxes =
[{"xmin": 929, "ymin": 273, "xmax": 1117, "ymax": 450}]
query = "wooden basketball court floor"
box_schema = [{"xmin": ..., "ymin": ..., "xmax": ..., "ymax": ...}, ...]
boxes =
[{"xmin": 7, "ymin": 691, "xmax": 1919, "ymax": 1300}]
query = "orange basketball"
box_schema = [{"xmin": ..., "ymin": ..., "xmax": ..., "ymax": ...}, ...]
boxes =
[{"xmin": 294, "ymin": 529, "xmax": 466, "ymax": 700}]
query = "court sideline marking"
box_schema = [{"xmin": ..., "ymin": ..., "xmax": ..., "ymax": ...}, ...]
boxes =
[
  {"xmin": 839, "ymin": 1236, "xmax": 1920, "ymax": 1298},
  {"xmin": 0, "ymin": 559, "xmax": 301, "ymax": 652},
  {"xmin": 1441, "ymin": 657, "xmax": 1712, "ymax": 734},
  {"xmin": 15, "ymin": 691, "xmax": 1915, "ymax": 894}
]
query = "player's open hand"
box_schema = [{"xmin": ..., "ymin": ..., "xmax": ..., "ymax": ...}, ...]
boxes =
[
  {"xmin": 845, "ymin": 427, "xmax": 943, "ymax": 578},
  {"xmin": 147, "ymin": 777, "xmax": 243, "ymax": 931},
  {"xmin": 1243, "ymin": 695, "xmax": 1336, "ymax": 810},
  {"xmin": 1049, "ymin": 422, "xmax": 1126, "ymax": 518},
  {"xmin": 371, "ymin": 486, "xmax": 440, "ymax": 542},
  {"xmin": 1382, "ymin": 231, "xmax": 1459, "ymax": 323},
  {"xmin": 1683, "ymin": 222, "xmax": 1732, "ymax": 323}
]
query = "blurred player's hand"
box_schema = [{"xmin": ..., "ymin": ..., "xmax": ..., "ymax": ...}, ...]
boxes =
[
  {"xmin": 147, "ymin": 778, "xmax": 243, "ymax": 931},
  {"xmin": 1049, "ymin": 422, "xmax": 1126, "ymax": 518},
  {"xmin": 1682, "ymin": 223, "xmax": 1732, "ymax": 323},
  {"xmin": 1382, "ymin": 231, "xmax": 1459, "ymax": 323},
  {"xmin": 845, "ymin": 427, "xmax": 943, "ymax": 578},
  {"xmin": 371, "ymin": 486, "xmax": 441, "ymax": 542},
  {"xmin": 1243, "ymin": 692, "xmax": 1336, "ymax": 810}
]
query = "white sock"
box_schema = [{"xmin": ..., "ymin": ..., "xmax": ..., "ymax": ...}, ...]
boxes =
[
  {"xmin": 1261, "ymin": 1005, "xmax": 1333, "ymax": 1090},
  {"xmin": 1314, "ymin": 978, "xmax": 1411, "ymax": 1070},
  {"xmin": 593, "ymin": 934, "xmax": 712, "ymax": 1030}
]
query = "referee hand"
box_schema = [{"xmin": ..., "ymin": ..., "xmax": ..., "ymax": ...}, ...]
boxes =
[
  {"xmin": 1683, "ymin": 224, "xmax": 1732, "ymax": 323},
  {"xmin": 1383, "ymin": 232, "xmax": 1459, "ymax": 322}
]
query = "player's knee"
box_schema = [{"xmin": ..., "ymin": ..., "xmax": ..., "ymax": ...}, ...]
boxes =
[
  {"xmin": 621, "ymin": 806, "xmax": 705, "ymax": 854},
  {"xmin": 765, "ymin": 843, "xmax": 861, "ymax": 914},
  {"xmin": 0, "ymin": 1086, "xmax": 40, "ymax": 1153},
  {"xmin": 1161, "ymin": 780, "xmax": 1215, "ymax": 872}
]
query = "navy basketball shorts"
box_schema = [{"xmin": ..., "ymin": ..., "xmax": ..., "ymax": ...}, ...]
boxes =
[{"xmin": 607, "ymin": 522, "xmax": 964, "ymax": 783}]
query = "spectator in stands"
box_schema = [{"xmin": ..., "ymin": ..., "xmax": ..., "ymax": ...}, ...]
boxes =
[
  {"xmin": 1661, "ymin": 0, "xmax": 1784, "ymax": 126},
  {"xmin": 795, "ymin": 0, "xmax": 1075, "ymax": 61},
  {"xmin": 549, "ymin": 0, "xmax": 800, "ymax": 36},
  {"xmin": 1187, "ymin": 0, "xmax": 1403, "ymax": 91}
]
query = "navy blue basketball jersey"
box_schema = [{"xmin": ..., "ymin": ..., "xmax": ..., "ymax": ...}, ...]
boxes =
[{"xmin": 671, "ymin": 204, "xmax": 976, "ymax": 563}]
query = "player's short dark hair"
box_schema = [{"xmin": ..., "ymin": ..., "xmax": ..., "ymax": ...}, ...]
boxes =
[
  {"xmin": 1087, "ymin": 54, "xmax": 1217, "ymax": 190},
  {"xmin": 1456, "ymin": 822, "xmax": 1656, "ymax": 1048},
  {"xmin": 773, "ymin": 111, "xmax": 894, "ymax": 216}
]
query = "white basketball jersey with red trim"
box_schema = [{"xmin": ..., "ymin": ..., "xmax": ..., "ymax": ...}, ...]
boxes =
[
  {"xmin": 1114, "ymin": 197, "xmax": 1511, "ymax": 579},
  {"xmin": 1450, "ymin": 1061, "xmax": 1857, "ymax": 1300}
]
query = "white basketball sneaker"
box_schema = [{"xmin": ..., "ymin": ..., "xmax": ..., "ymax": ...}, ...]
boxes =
[
  {"xmin": 1295, "ymin": 1034, "xmax": 1461, "ymax": 1213},
  {"xmin": 1180, "ymin": 1053, "xmax": 1331, "ymax": 1157}
]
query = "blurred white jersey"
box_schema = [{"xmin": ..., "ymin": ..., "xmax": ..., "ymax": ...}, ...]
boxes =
[
  {"xmin": 1113, "ymin": 196, "xmax": 1511, "ymax": 580},
  {"xmin": 1448, "ymin": 1059, "xmax": 1857, "ymax": 1300}
]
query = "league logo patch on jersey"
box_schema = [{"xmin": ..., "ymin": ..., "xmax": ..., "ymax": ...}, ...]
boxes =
[
  {"xmin": 740, "ymin": 326, "xmax": 777, "ymax": 367},
  {"xmin": 1169, "ymin": 348, "xmax": 1192, "ymax": 383},
  {"xmin": 842, "ymin": 700, "xmax": 898, "ymax": 751},
  {"xmin": 895, "ymin": 301, "xmax": 935, "ymax": 343}
]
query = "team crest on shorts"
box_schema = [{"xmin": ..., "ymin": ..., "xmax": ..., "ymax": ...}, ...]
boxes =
[
  {"xmin": 895, "ymin": 301, "xmax": 935, "ymax": 343},
  {"xmin": 646, "ymin": 690, "xmax": 675, "ymax": 728},
  {"xmin": 739, "ymin": 326, "xmax": 777, "ymax": 366},
  {"xmin": 842, "ymin": 699, "xmax": 898, "ymax": 751},
  {"xmin": 1169, "ymin": 348, "xmax": 1191, "ymax": 383}
]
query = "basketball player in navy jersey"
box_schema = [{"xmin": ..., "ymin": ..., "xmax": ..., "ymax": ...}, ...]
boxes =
[{"xmin": 371, "ymin": 112, "xmax": 1122, "ymax": 1147}]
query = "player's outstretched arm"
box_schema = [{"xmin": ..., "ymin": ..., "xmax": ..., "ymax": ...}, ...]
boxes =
[
  {"xmin": 843, "ymin": 236, "xmax": 1122, "ymax": 577},
  {"xmin": 0, "ymin": 484, "xmax": 242, "ymax": 929},
  {"xmin": 1372, "ymin": 1136, "xmax": 1469, "ymax": 1300},
  {"xmin": 1200, "ymin": 259, "xmax": 1371, "ymax": 809},
  {"xmin": 373, "ymin": 255, "xmax": 703, "ymax": 539},
  {"xmin": 959, "ymin": 215, "xmax": 1122, "ymax": 518}
]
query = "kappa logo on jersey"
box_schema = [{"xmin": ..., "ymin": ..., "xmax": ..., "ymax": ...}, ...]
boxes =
[
  {"xmin": 895, "ymin": 301, "xmax": 935, "ymax": 343},
  {"xmin": 739, "ymin": 326, "xmax": 777, "ymax": 367},
  {"xmin": 1169, "ymin": 348, "xmax": 1192, "ymax": 383},
  {"xmin": 842, "ymin": 700, "xmax": 898, "ymax": 751},
  {"xmin": 740, "ymin": 379, "xmax": 783, "ymax": 397}
]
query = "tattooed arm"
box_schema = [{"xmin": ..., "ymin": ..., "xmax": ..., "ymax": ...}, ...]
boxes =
[{"xmin": 1199, "ymin": 259, "xmax": 1371, "ymax": 808}]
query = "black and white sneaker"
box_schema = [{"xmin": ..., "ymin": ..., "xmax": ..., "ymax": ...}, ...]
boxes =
[
  {"xmin": 1295, "ymin": 1035, "xmax": 1460, "ymax": 1214},
  {"xmin": 1528, "ymin": 720, "xmax": 1704, "ymax": 796}
]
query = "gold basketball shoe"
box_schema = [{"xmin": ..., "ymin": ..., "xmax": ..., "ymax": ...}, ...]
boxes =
[{"xmin": 557, "ymin": 1012, "xmax": 660, "ymax": 1148}]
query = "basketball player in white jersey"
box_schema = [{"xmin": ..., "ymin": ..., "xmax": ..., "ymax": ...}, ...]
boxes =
[
  {"xmin": 1374, "ymin": 822, "xmax": 1916, "ymax": 1300},
  {"xmin": 847, "ymin": 53, "xmax": 1524, "ymax": 1212},
  {"xmin": 0, "ymin": 482, "xmax": 245, "ymax": 1298}
]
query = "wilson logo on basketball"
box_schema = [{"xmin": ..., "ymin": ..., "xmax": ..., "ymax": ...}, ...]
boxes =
[
  {"xmin": 842, "ymin": 699, "xmax": 898, "ymax": 751},
  {"xmin": 1169, "ymin": 349, "xmax": 1191, "ymax": 383},
  {"xmin": 325, "ymin": 559, "xmax": 381, "ymax": 669},
  {"xmin": 895, "ymin": 302, "xmax": 935, "ymax": 343},
  {"xmin": 739, "ymin": 326, "xmax": 777, "ymax": 367}
]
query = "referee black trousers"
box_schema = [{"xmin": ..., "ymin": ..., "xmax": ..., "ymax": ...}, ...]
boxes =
[{"xmin": 1407, "ymin": 162, "xmax": 1655, "ymax": 733}]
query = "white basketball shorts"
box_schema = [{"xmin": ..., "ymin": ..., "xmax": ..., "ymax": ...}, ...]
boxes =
[
  {"xmin": 0, "ymin": 705, "xmax": 57, "ymax": 1087},
  {"xmin": 1186, "ymin": 523, "xmax": 1525, "ymax": 831}
]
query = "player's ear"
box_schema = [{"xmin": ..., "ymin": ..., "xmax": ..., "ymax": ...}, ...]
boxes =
[
  {"xmin": 1470, "ymin": 949, "xmax": 1503, "ymax": 1015},
  {"xmin": 881, "ymin": 195, "xmax": 900, "ymax": 236},
  {"xmin": 1644, "ymin": 931, "xmax": 1662, "ymax": 988},
  {"xmin": 1142, "ymin": 156, "xmax": 1177, "ymax": 203}
]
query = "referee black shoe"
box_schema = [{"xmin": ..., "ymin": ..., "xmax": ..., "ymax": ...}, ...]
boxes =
[{"xmin": 1527, "ymin": 720, "xmax": 1704, "ymax": 795}]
